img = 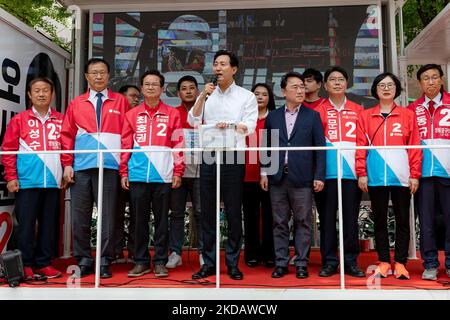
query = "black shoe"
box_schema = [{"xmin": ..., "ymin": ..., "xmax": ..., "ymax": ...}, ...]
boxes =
[
  {"xmin": 271, "ymin": 266, "xmax": 288, "ymax": 278},
  {"xmin": 245, "ymin": 259, "xmax": 259, "ymax": 268},
  {"xmin": 318, "ymin": 265, "xmax": 338, "ymax": 277},
  {"xmin": 345, "ymin": 265, "xmax": 365, "ymax": 278},
  {"xmin": 100, "ymin": 265, "xmax": 112, "ymax": 278},
  {"xmin": 296, "ymin": 266, "xmax": 309, "ymax": 279},
  {"xmin": 192, "ymin": 265, "xmax": 215, "ymax": 279},
  {"xmin": 78, "ymin": 265, "xmax": 94, "ymax": 278},
  {"xmin": 227, "ymin": 266, "xmax": 243, "ymax": 280},
  {"xmin": 264, "ymin": 260, "xmax": 275, "ymax": 268}
]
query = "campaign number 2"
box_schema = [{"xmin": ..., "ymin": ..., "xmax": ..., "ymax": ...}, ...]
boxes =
[
  {"xmin": 439, "ymin": 109, "xmax": 450, "ymax": 127},
  {"xmin": 156, "ymin": 123, "xmax": 167, "ymax": 136},
  {"xmin": 345, "ymin": 122, "xmax": 356, "ymax": 138},
  {"xmin": 47, "ymin": 123, "xmax": 57, "ymax": 139},
  {"xmin": 392, "ymin": 123, "xmax": 402, "ymax": 133}
]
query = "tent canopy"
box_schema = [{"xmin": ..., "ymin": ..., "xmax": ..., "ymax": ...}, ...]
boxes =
[
  {"xmin": 58, "ymin": 0, "xmax": 380, "ymax": 10},
  {"xmin": 405, "ymin": 3, "xmax": 450, "ymax": 65}
]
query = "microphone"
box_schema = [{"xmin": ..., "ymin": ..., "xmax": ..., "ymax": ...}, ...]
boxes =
[
  {"xmin": 211, "ymin": 75, "xmax": 218, "ymax": 86},
  {"xmin": 205, "ymin": 76, "xmax": 218, "ymax": 102}
]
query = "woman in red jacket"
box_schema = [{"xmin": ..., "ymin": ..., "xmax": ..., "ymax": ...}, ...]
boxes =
[
  {"xmin": 356, "ymin": 72, "xmax": 422, "ymax": 279},
  {"xmin": 243, "ymin": 83, "xmax": 276, "ymax": 268}
]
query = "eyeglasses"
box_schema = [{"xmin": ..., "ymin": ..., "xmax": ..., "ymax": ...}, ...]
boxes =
[
  {"xmin": 143, "ymin": 82, "xmax": 161, "ymax": 88},
  {"xmin": 87, "ymin": 71, "xmax": 108, "ymax": 77},
  {"xmin": 377, "ymin": 83, "xmax": 395, "ymax": 90},
  {"xmin": 420, "ymin": 76, "xmax": 441, "ymax": 83},
  {"xmin": 287, "ymin": 85, "xmax": 306, "ymax": 91},
  {"xmin": 327, "ymin": 77, "xmax": 346, "ymax": 83}
]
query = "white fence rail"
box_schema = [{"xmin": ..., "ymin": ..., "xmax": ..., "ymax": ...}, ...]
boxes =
[{"xmin": 1, "ymin": 143, "xmax": 448, "ymax": 289}]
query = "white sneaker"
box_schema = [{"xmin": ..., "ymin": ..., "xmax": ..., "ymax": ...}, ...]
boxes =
[
  {"xmin": 422, "ymin": 268, "xmax": 438, "ymax": 281},
  {"xmin": 289, "ymin": 255, "xmax": 297, "ymax": 266},
  {"xmin": 166, "ymin": 252, "xmax": 182, "ymax": 269},
  {"xmin": 199, "ymin": 253, "xmax": 205, "ymax": 266}
]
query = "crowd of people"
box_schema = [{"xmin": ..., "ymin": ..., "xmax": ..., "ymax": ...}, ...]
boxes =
[{"xmin": 2, "ymin": 49, "xmax": 449, "ymax": 283}]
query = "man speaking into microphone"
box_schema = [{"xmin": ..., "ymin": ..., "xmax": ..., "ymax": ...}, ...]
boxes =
[{"xmin": 188, "ymin": 50, "xmax": 258, "ymax": 280}]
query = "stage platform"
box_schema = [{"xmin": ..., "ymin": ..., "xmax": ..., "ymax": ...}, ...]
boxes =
[{"xmin": 2, "ymin": 249, "xmax": 449, "ymax": 291}]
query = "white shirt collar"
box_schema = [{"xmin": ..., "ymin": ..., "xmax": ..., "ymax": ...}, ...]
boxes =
[
  {"xmin": 32, "ymin": 106, "xmax": 51, "ymax": 123},
  {"xmin": 89, "ymin": 88, "xmax": 109, "ymax": 100},
  {"xmin": 329, "ymin": 96, "xmax": 347, "ymax": 111},
  {"xmin": 216, "ymin": 81, "xmax": 236, "ymax": 95},
  {"xmin": 424, "ymin": 92, "xmax": 442, "ymax": 106}
]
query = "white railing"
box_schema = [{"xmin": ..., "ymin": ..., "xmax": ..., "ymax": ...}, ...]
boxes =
[{"xmin": 1, "ymin": 143, "xmax": 448, "ymax": 289}]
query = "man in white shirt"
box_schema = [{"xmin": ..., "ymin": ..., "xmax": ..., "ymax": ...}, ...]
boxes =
[{"xmin": 188, "ymin": 50, "xmax": 258, "ymax": 280}]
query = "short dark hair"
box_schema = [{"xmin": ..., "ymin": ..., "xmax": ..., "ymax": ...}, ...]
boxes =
[
  {"xmin": 119, "ymin": 84, "xmax": 140, "ymax": 94},
  {"xmin": 140, "ymin": 69, "xmax": 165, "ymax": 87},
  {"xmin": 324, "ymin": 66, "xmax": 348, "ymax": 82},
  {"xmin": 370, "ymin": 72, "xmax": 402, "ymax": 100},
  {"xmin": 251, "ymin": 83, "xmax": 276, "ymax": 111},
  {"xmin": 177, "ymin": 75, "xmax": 198, "ymax": 91},
  {"xmin": 84, "ymin": 58, "xmax": 110, "ymax": 74},
  {"xmin": 303, "ymin": 68, "xmax": 323, "ymax": 84},
  {"xmin": 280, "ymin": 71, "xmax": 304, "ymax": 89},
  {"xmin": 213, "ymin": 50, "xmax": 239, "ymax": 68},
  {"xmin": 416, "ymin": 64, "xmax": 444, "ymax": 80},
  {"xmin": 27, "ymin": 77, "xmax": 54, "ymax": 93}
]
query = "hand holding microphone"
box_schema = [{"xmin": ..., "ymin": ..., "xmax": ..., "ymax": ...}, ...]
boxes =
[{"xmin": 202, "ymin": 75, "xmax": 218, "ymax": 99}]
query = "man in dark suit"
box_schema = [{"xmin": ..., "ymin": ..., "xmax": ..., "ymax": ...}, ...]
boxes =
[{"xmin": 260, "ymin": 71, "xmax": 326, "ymax": 279}]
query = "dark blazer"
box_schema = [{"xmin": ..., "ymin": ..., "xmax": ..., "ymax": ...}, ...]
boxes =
[{"xmin": 262, "ymin": 104, "xmax": 325, "ymax": 187}]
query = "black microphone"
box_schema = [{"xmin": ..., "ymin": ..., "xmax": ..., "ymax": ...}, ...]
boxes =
[
  {"xmin": 211, "ymin": 75, "xmax": 218, "ymax": 86},
  {"xmin": 205, "ymin": 76, "xmax": 218, "ymax": 103}
]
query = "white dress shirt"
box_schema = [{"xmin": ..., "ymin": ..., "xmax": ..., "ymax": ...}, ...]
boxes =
[
  {"xmin": 88, "ymin": 88, "xmax": 109, "ymax": 111},
  {"xmin": 32, "ymin": 106, "xmax": 51, "ymax": 124},
  {"xmin": 188, "ymin": 82, "xmax": 258, "ymax": 148},
  {"xmin": 424, "ymin": 92, "xmax": 442, "ymax": 108}
]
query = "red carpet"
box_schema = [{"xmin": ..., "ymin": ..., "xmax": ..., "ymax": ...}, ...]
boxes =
[
  {"xmin": 3, "ymin": 249, "xmax": 449, "ymax": 290},
  {"xmin": 221, "ymin": 249, "xmax": 450, "ymax": 290}
]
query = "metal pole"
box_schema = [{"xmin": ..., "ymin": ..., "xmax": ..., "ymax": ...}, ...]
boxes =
[
  {"xmin": 94, "ymin": 151, "xmax": 104, "ymax": 288},
  {"xmin": 216, "ymin": 150, "xmax": 221, "ymax": 289},
  {"xmin": 408, "ymin": 195, "xmax": 418, "ymax": 259},
  {"xmin": 336, "ymin": 148, "xmax": 345, "ymax": 290},
  {"xmin": 62, "ymin": 188, "xmax": 72, "ymax": 258}
]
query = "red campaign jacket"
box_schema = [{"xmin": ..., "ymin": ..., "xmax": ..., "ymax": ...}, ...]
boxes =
[
  {"xmin": 175, "ymin": 105, "xmax": 194, "ymax": 129},
  {"xmin": 244, "ymin": 115, "xmax": 267, "ymax": 182},
  {"xmin": 355, "ymin": 104, "xmax": 422, "ymax": 187},
  {"xmin": 407, "ymin": 91, "xmax": 450, "ymax": 178},
  {"xmin": 316, "ymin": 99, "xmax": 364, "ymax": 180},
  {"xmin": 2, "ymin": 108, "xmax": 64, "ymax": 188},
  {"xmin": 120, "ymin": 101, "xmax": 185, "ymax": 183},
  {"xmin": 303, "ymin": 97, "xmax": 327, "ymax": 111},
  {"xmin": 60, "ymin": 89, "xmax": 129, "ymax": 171}
]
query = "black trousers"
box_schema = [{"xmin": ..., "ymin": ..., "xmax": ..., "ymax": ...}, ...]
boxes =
[
  {"xmin": 15, "ymin": 188, "xmax": 60, "ymax": 268},
  {"xmin": 200, "ymin": 152, "xmax": 245, "ymax": 268},
  {"xmin": 316, "ymin": 179, "xmax": 361, "ymax": 267},
  {"xmin": 169, "ymin": 177, "xmax": 202, "ymax": 255},
  {"xmin": 417, "ymin": 177, "xmax": 450, "ymax": 269},
  {"xmin": 129, "ymin": 182, "xmax": 171, "ymax": 266},
  {"xmin": 114, "ymin": 186, "xmax": 135, "ymax": 257},
  {"xmin": 242, "ymin": 182, "xmax": 274, "ymax": 263},
  {"xmin": 368, "ymin": 186, "xmax": 411, "ymax": 265},
  {"xmin": 71, "ymin": 169, "xmax": 119, "ymax": 267}
]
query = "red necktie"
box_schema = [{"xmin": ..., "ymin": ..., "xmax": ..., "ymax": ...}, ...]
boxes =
[{"xmin": 428, "ymin": 100, "xmax": 435, "ymax": 115}]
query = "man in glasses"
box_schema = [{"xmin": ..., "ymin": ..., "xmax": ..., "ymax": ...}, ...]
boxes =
[
  {"xmin": 408, "ymin": 64, "xmax": 450, "ymax": 281},
  {"xmin": 61, "ymin": 58, "xmax": 130, "ymax": 278},
  {"xmin": 261, "ymin": 71, "xmax": 325, "ymax": 279},
  {"xmin": 315, "ymin": 66, "xmax": 365, "ymax": 278}
]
